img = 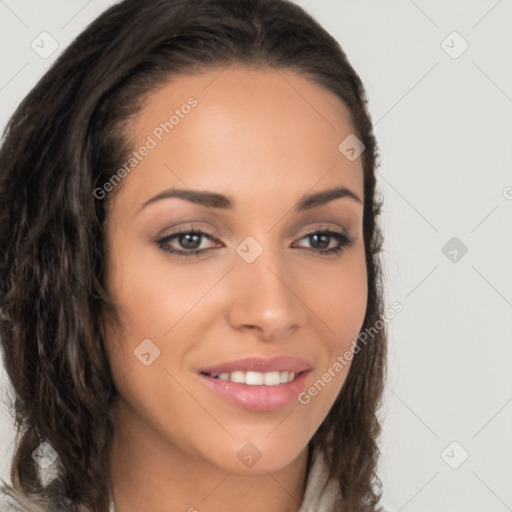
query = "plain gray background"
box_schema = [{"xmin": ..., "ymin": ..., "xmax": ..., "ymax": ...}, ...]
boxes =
[{"xmin": 1, "ymin": 1, "xmax": 511, "ymax": 511}]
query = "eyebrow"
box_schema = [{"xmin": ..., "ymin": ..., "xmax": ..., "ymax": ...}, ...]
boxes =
[{"xmin": 138, "ymin": 185, "xmax": 362, "ymax": 213}]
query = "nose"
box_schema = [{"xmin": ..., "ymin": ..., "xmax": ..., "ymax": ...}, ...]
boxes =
[{"xmin": 226, "ymin": 246, "xmax": 307, "ymax": 342}]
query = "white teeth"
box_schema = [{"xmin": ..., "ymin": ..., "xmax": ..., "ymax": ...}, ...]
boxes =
[
  {"xmin": 230, "ymin": 371, "xmax": 245, "ymax": 383},
  {"xmin": 212, "ymin": 370, "xmax": 297, "ymax": 385},
  {"xmin": 263, "ymin": 371, "xmax": 281, "ymax": 386},
  {"xmin": 245, "ymin": 371, "xmax": 264, "ymax": 385}
]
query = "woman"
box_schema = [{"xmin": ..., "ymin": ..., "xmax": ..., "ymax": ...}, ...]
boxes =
[{"xmin": 0, "ymin": 0, "xmax": 386, "ymax": 511}]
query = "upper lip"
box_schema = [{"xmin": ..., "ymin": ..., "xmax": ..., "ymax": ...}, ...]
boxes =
[{"xmin": 199, "ymin": 356, "xmax": 313, "ymax": 375}]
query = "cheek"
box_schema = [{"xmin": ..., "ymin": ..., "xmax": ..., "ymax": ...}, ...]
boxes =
[
  {"xmin": 311, "ymin": 242, "xmax": 368, "ymax": 348},
  {"xmin": 289, "ymin": 245, "xmax": 367, "ymax": 442},
  {"xmin": 105, "ymin": 243, "xmax": 215, "ymax": 340},
  {"xmin": 304, "ymin": 243, "xmax": 367, "ymax": 394},
  {"xmin": 102, "ymin": 236, "xmax": 232, "ymax": 394}
]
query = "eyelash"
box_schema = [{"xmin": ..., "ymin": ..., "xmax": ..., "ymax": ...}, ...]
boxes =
[{"xmin": 155, "ymin": 227, "xmax": 355, "ymax": 258}]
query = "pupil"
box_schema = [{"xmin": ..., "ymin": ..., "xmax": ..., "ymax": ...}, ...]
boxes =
[
  {"xmin": 311, "ymin": 233, "xmax": 329, "ymax": 249},
  {"xmin": 181, "ymin": 233, "xmax": 200, "ymax": 249}
]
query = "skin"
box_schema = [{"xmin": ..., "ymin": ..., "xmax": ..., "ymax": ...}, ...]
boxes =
[{"xmin": 103, "ymin": 65, "xmax": 367, "ymax": 512}]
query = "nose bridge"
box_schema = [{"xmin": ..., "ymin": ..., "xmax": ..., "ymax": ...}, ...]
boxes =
[{"xmin": 228, "ymin": 236, "xmax": 305, "ymax": 339}]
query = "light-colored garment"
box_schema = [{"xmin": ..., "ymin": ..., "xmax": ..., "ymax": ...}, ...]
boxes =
[
  {"xmin": 1, "ymin": 449, "xmax": 340, "ymax": 512},
  {"xmin": 299, "ymin": 449, "xmax": 340, "ymax": 511}
]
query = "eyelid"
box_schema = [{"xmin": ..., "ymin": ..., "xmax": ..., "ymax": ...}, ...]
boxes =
[
  {"xmin": 158, "ymin": 221, "xmax": 349, "ymax": 244},
  {"xmin": 157, "ymin": 222, "xmax": 222, "ymax": 241},
  {"xmin": 155, "ymin": 222, "xmax": 354, "ymax": 258},
  {"xmin": 294, "ymin": 222, "xmax": 349, "ymax": 238}
]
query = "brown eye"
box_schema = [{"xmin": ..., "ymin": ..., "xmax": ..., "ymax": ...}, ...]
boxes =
[
  {"xmin": 156, "ymin": 229, "xmax": 219, "ymax": 257},
  {"xmin": 294, "ymin": 230, "xmax": 354, "ymax": 256}
]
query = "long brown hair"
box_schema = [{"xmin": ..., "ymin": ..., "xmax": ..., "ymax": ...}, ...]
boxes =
[{"xmin": 0, "ymin": 1, "xmax": 386, "ymax": 510}]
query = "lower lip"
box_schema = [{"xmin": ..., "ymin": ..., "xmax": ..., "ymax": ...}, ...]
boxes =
[{"xmin": 199, "ymin": 371, "xmax": 311, "ymax": 412}]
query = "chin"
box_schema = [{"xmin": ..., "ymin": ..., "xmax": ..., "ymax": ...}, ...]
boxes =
[{"xmin": 203, "ymin": 434, "xmax": 308, "ymax": 475}]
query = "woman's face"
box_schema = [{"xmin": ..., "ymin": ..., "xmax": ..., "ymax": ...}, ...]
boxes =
[{"xmin": 103, "ymin": 65, "xmax": 367, "ymax": 474}]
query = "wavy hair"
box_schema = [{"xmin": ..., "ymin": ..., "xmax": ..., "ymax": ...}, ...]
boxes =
[{"xmin": 0, "ymin": 0, "xmax": 386, "ymax": 510}]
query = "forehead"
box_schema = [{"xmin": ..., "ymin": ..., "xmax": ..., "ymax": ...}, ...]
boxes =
[
  {"xmin": 132, "ymin": 64, "xmax": 357, "ymax": 148},
  {"xmin": 114, "ymin": 65, "xmax": 364, "ymax": 211}
]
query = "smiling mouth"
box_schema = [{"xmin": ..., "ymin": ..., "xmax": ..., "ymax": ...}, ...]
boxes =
[
  {"xmin": 200, "ymin": 370, "xmax": 305, "ymax": 386},
  {"xmin": 199, "ymin": 369, "xmax": 311, "ymax": 411}
]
